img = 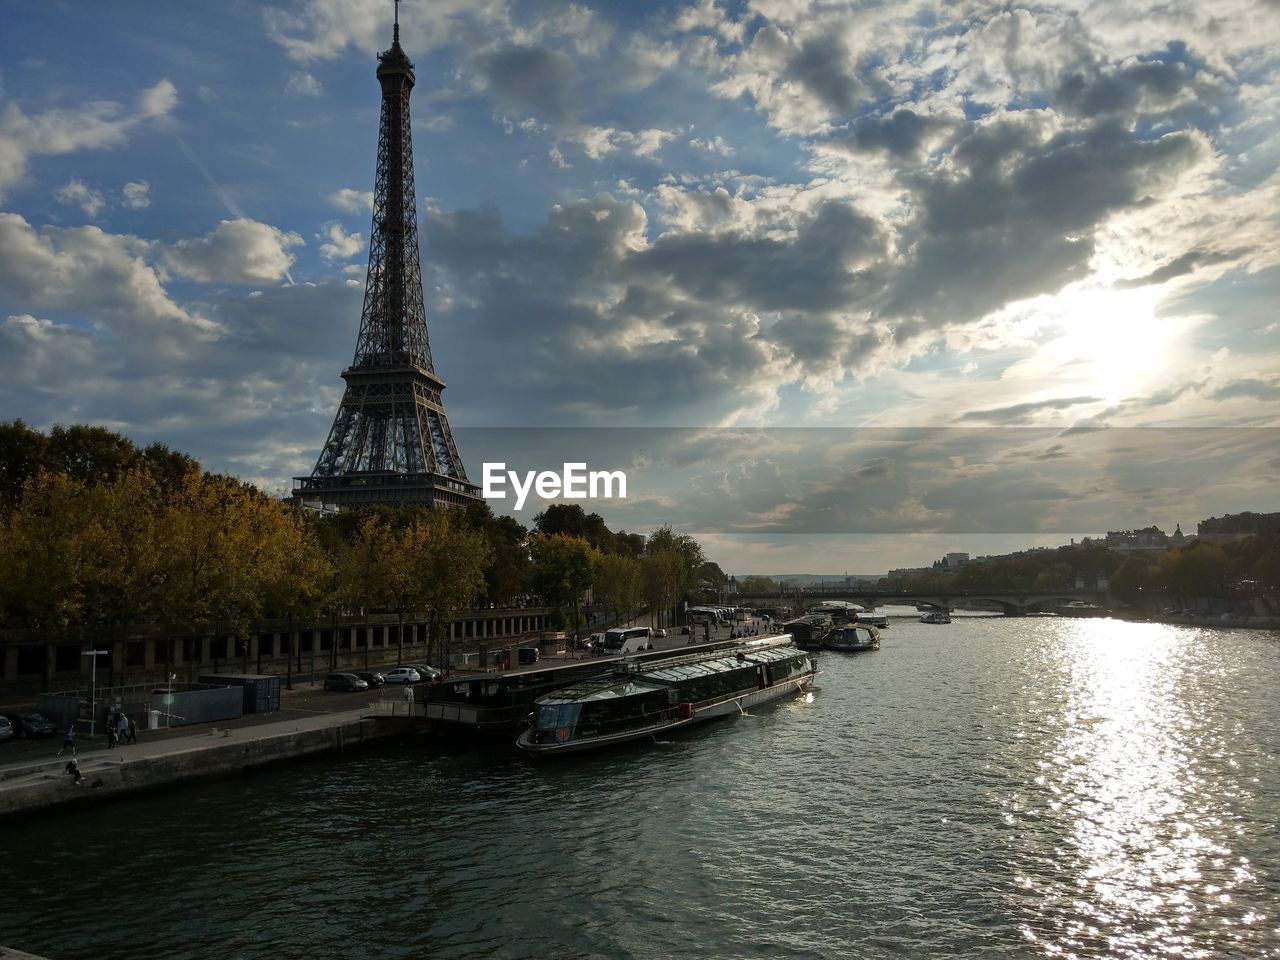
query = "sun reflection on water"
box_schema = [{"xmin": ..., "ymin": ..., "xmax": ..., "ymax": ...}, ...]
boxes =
[{"xmin": 1012, "ymin": 621, "xmax": 1268, "ymax": 959}]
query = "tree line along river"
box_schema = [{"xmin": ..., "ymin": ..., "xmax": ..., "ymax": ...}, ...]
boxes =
[{"xmin": 1, "ymin": 613, "xmax": 1277, "ymax": 960}]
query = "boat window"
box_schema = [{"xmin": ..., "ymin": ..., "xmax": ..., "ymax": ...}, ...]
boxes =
[{"xmin": 535, "ymin": 703, "xmax": 581, "ymax": 731}]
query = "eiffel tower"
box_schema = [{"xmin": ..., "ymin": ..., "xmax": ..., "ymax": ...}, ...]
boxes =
[{"xmin": 295, "ymin": 5, "xmax": 481, "ymax": 510}]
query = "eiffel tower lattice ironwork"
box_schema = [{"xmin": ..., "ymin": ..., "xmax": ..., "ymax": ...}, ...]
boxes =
[{"xmin": 295, "ymin": 10, "xmax": 480, "ymax": 510}]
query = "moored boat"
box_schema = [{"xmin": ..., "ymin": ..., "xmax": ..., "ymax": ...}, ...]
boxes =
[
  {"xmin": 780, "ymin": 613, "xmax": 834, "ymax": 650},
  {"xmin": 919, "ymin": 611, "xmax": 952, "ymax": 624},
  {"xmin": 515, "ymin": 635, "xmax": 816, "ymax": 757},
  {"xmin": 825, "ymin": 624, "xmax": 880, "ymax": 652},
  {"xmin": 858, "ymin": 615, "xmax": 889, "ymax": 629}
]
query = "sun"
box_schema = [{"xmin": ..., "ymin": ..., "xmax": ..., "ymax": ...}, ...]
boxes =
[{"xmin": 1046, "ymin": 284, "xmax": 1178, "ymax": 404}]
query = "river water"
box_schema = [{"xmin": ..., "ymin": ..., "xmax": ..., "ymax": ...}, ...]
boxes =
[{"xmin": 2, "ymin": 615, "xmax": 1278, "ymax": 960}]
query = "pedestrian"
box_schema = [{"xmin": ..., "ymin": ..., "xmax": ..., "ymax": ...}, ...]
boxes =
[
  {"xmin": 403, "ymin": 683, "xmax": 414, "ymax": 706},
  {"xmin": 107, "ymin": 724, "xmax": 119, "ymax": 749},
  {"xmin": 125, "ymin": 718, "xmax": 138, "ymax": 744},
  {"xmin": 116, "ymin": 712, "xmax": 129, "ymax": 743},
  {"xmin": 65, "ymin": 758, "xmax": 83, "ymax": 786},
  {"xmin": 57, "ymin": 723, "xmax": 76, "ymax": 757}
]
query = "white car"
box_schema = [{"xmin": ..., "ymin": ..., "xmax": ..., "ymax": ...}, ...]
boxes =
[
  {"xmin": 383, "ymin": 667, "xmax": 422, "ymax": 685},
  {"xmin": 653, "ymin": 628, "xmax": 667, "ymax": 638}
]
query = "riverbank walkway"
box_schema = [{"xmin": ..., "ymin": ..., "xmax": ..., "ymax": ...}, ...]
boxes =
[{"xmin": 0, "ymin": 677, "xmax": 405, "ymax": 818}]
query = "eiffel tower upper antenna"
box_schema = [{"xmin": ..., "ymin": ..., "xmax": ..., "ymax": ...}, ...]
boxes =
[{"xmin": 393, "ymin": 0, "xmax": 400, "ymax": 44}]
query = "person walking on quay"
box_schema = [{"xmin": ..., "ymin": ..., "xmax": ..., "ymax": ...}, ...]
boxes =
[
  {"xmin": 57, "ymin": 723, "xmax": 76, "ymax": 757},
  {"xmin": 403, "ymin": 683, "xmax": 415, "ymax": 707},
  {"xmin": 65, "ymin": 758, "xmax": 83, "ymax": 786},
  {"xmin": 107, "ymin": 724, "xmax": 119, "ymax": 749},
  {"xmin": 116, "ymin": 712, "xmax": 129, "ymax": 744},
  {"xmin": 125, "ymin": 717, "xmax": 138, "ymax": 744}
]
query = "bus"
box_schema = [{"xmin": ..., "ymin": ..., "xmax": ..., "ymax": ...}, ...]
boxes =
[{"xmin": 602, "ymin": 626, "xmax": 653, "ymax": 654}]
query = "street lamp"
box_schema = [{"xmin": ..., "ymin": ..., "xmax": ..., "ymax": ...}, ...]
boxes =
[
  {"xmin": 167, "ymin": 673, "xmax": 176, "ymax": 729},
  {"xmin": 82, "ymin": 649, "xmax": 107, "ymax": 737}
]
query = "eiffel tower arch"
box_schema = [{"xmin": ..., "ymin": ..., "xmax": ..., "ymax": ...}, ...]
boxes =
[{"xmin": 294, "ymin": 10, "xmax": 481, "ymax": 510}]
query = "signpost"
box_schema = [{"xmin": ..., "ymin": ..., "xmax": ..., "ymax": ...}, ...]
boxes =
[{"xmin": 82, "ymin": 649, "xmax": 107, "ymax": 737}]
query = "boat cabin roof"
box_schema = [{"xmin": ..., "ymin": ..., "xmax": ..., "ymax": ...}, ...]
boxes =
[{"xmin": 537, "ymin": 639, "xmax": 802, "ymax": 705}]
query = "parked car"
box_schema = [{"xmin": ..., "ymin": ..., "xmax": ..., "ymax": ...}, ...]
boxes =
[
  {"xmin": 3, "ymin": 712, "xmax": 56, "ymax": 739},
  {"xmin": 383, "ymin": 667, "xmax": 422, "ymax": 685},
  {"xmin": 323, "ymin": 673, "xmax": 369, "ymax": 692},
  {"xmin": 0, "ymin": 715, "xmax": 13, "ymax": 744},
  {"xmin": 355, "ymin": 671, "xmax": 385, "ymax": 688},
  {"xmin": 403, "ymin": 664, "xmax": 441, "ymax": 682},
  {"xmin": 517, "ymin": 647, "xmax": 539, "ymax": 665}
]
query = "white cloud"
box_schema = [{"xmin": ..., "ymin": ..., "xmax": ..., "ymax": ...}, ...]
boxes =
[
  {"xmin": 163, "ymin": 219, "xmax": 304, "ymax": 284},
  {"xmin": 0, "ymin": 78, "xmax": 178, "ymax": 196},
  {"xmin": 328, "ymin": 188, "xmax": 374, "ymax": 215},
  {"xmin": 690, "ymin": 135, "xmax": 734, "ymax": 156},
  {"xmin": 54, "ymin": 178, "xmax": 107, "ymax": 217},
  {"xmin": 122, "ymin": 181, "xmax": 150, "ymax": 209},
  {"xmin": 285, "ymin": 72, "xmax": 323, "ymax": 97},
  {"xmin": 0, "ymin": 212, "xmax": 215, "ymax": 340},
  {"xmin": 138, "ymin": 78, "xmax": 178, "ymax": 118},
  {"xmin": 265, "ymin": 0, "xmax": 507, "ymax": 61},
  {"xmin": 317, "ymin": 221, "xmax": 363, "ymax": 262},
  {"xmin": 571, "ymin": 125, "xmax": 676, "ymax": 160}
]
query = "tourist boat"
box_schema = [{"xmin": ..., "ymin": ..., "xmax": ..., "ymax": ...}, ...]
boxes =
[
  {"xmin": 780, "ymin": 613, "xmax": 834, "ymax": 650},
  {"xmin": 825, "ymin": 624, "xmax": 880, "ymax": 652},
  {"xmin": 919, "ymin": 611, "xmax": 951, "ymax": 624},
  {"xmin": 515, "ymin": 636, "xmax": 816, "ymax": 757}
]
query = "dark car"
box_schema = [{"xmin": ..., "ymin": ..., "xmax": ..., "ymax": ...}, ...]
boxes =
[
  {"xmin": 4, "ymin": 712, "xmax": 57, "ymax": 738},
  {"xmin": 517, "ymin": 647, "xmax": 539, "ymax": 665},
  {"xmin": 355, "ymin": 671, "xmax": 385, "ymax": 688},
  {"xmin": 322, "ymin": 673, "xmax": 369, "ymax": 692},
  {"xmin": 0, "ymin": 715, "xmax": 13, "ymax": 744}
]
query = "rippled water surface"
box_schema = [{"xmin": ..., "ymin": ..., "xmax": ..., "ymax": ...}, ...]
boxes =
[{"xmin": 2, "ymin": 617, "xmax": 1279, "ymax": 959}]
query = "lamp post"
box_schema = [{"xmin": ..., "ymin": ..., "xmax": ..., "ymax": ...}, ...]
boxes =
[
  {"xmin": 82, "ymin": 649, "xmax": 107, "ymax": 737},
  {"xmin": 167, "ymin": 673, "xmax": 176, "ymax": 729}
]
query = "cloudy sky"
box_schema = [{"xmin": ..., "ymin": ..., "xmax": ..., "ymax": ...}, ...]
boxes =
[{"xmin": 1, "ymin": 0, "xmax": 1277, "ymax": 573}]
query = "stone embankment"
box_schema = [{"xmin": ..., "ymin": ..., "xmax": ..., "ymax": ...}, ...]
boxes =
[{"xmin": 0, "ymin": 703, "xmax": 415, "ymax": 819}]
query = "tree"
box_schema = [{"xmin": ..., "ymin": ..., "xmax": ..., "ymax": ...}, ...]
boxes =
[
  {"xmin": 0, "ymin": 471, "xmax": 96, "ymax": 687},
  {"xmin": 461, "ymin": 503, "xmax": 530, "ymax": 605},
  {"xmin": 593, "ymin": 553, "xmax": 641, "ymax": 626},
  {"xmin": 152, "ymin": 472, "xmax": 279, "ymax": 677},
  {"xmin": 644, "ymin": 525, "xmax": 704, "ymax": 626},
  {"xmin": 1108, "ymin": 556, "xmax": 1152, "ymax": 605},
  {"xmin": 79, "ymin": 470, "xmax": 166, "ymax": 685},
  {"xmin": 343, "ymin": 514, "xmax": 397, "ymax": 665},
  {"xmin": 738, "ymin": 574, "xmax": 775, "ymax": 594},
  {"xmin": 530, "ymin": 533, "xmax": 601, "ymax": 638},
  {"xmin": 398, "ymin": 510, "xmax": 492, "ymax": 672},
  {"xmin": 260, "ymin": 507, "xmax": 333, "ymax": 685}
]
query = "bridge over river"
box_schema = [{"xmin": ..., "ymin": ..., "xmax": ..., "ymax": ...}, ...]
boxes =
[{"xmin": 735, "ymin": 586, "xmax": 1108, "ymax": 617}]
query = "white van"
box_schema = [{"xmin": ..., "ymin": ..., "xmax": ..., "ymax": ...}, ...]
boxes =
[{"xmin": 602, "ymin": 626, "xmax": 653, "ymax": 654}]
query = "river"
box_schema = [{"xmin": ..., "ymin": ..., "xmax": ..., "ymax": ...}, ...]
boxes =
[{"xmin": 2, "ymin": 614, "xmax": 1278, "ymax": 959}]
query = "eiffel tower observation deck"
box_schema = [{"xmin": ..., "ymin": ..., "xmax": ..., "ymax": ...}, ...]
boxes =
[{"xmin": 294, "ymin": 6, "xmax": 481, "ymax": 510}]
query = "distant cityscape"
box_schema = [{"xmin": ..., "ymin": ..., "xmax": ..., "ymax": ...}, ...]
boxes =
[{"xmin": 731, "ymin": 511, "xmax": 1280, "ymax": 588}]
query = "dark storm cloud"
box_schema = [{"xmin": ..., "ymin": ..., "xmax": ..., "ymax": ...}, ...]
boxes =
[
  {"xmin": 1113, "ymin": 248, "xmax": 1242, "ymax": 288},
  {"xmin": 478, "ymin": 44, "xmax": 579, "ymax": 124},
  {"xmin": 789, "ymin": 33, "xmax": 862, "ymax": 117},
  {"xmin": 1056, "ymin": 58, "xmax": 1194, "ymax": 117},
  {"xmin": 633, "ymin": 201, "xmax": 885, "ymax": 314},
  {"xmin": 887, "ymin": 118, "xmax": 1207, "ymax": 324},
  {"xmin": 827, "ymin": 108, "xmax": 950, "ymax": 160},
  {"xmin": 1211, "ymin": 377, "xmax": 1280, "ymax": 401},
  {"xmin": 422, "ymin": 195, "xmax": 898, "ymax": 424},
  {"xmin": 959, "ymin": 396, "xmax": 1103, "ymax": 424}
]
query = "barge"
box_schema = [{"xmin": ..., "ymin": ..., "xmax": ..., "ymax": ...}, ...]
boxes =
[{"xmin": 516, "ymin": 635, "xmax": 816, "ymax": 757}]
